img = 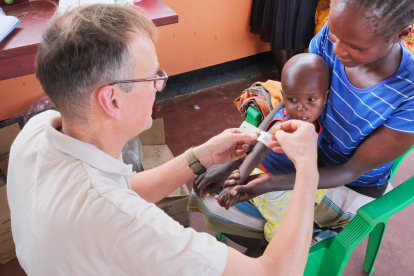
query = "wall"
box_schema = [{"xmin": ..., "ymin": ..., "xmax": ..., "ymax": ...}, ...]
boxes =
[{"xmin": 0, "ymin": 0, "xmax": 270, "ymax": 121}]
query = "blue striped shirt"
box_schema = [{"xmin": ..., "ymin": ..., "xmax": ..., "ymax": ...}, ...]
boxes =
[{"xmin": 309, "ymin": 24, "xmax": 414, "ymax": 187}]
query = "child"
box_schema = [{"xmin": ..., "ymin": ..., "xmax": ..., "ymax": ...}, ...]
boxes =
[{"xmin": 215, "ymin": 53, "xmax": 330, "ymax": 240}]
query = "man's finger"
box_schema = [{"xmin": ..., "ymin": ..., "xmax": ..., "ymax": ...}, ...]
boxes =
[
  {"xmin": 235, "ymin": 149, "xmax": 246, "ymax": 159},
  {"xmin": 268, "ymin": 141, "xmax": 281, "ymax": 148},
  {"xmin": 224, "ymin": 132, "xmax": 258, "ymax": 144}
]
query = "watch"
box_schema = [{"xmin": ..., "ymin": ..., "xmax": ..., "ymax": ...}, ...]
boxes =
[{"xmin": 184, "ymin": 147, "xmax": 207, "ymax": 175}]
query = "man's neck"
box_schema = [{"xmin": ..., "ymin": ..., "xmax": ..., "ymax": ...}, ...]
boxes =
[{"xmin": 61, "ymin": 117, "xmax": 125, "ymax": 160}]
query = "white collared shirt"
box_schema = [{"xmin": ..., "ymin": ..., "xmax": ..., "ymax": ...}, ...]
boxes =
[{"xmin": 7, "ymin": 111, "xmax": 227, "ymax": 275}]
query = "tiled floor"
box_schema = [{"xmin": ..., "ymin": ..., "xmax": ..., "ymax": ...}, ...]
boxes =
[{"xmin": 1, "ymin": 70, "xmax": 413, "ymax": 275}]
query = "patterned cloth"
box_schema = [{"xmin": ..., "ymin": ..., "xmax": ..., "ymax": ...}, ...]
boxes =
[{"xmin": 253, "ymin": 189, "xmax": 326, "ymax": 242}]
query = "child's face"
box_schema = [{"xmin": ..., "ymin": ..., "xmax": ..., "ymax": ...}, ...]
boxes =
[
  {"xmin": 328, "ymin": 1, "xmax": 399, "ymax": 68},
  {"xmin": 282, "ymin": 86, "xmax": 327, "ymax": 124}
]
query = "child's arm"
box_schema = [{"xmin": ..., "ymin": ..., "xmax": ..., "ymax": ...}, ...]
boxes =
[
  {"xmin": 216, "ymin": 123, "xmax": 280, "ymax": 209},
  {"xmin": 194, "ymin": 101, "xmax": 285, "ymax": 198}
]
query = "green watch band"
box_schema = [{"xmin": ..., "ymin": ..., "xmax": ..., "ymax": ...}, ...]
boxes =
[{"xmin": 184, "ymin": 147, "xmax": 207, "ymax": 175}]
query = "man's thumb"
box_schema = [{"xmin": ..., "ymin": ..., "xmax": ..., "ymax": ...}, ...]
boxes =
[{"xmin": 275, "ymin": 129, "xmax": 289, "ymax": 143}]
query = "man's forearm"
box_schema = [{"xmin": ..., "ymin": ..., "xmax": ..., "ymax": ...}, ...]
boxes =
[
  {"xmin": 259, "ymin": 161, "xmax": 319, "ymax": 275},
  {"xmin": 129, "ymin": 154, "xmax": 194, "ymax": 203}
]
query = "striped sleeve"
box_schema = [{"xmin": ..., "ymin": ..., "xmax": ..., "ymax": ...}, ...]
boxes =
[{"xmin": 384, "ymin": 98, "xmax": 414, "ymax": 134}]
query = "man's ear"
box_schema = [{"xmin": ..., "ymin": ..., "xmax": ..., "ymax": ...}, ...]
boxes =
[
  {"xmin": 393, "ymin": 25, "xmax": 412, "ymax": 43},
  {"xmin": 97, "ymin": 86, "xmax": 122, "ymax": 121},
  {"xmin": 324, "ymin": 89, "xmax": 329, "ymax": 104}
]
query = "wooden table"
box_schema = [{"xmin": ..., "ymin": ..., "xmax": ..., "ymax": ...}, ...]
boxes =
[
  {"xmin": 0, "ymin": 0, "xmax": 177, "ymax": 119},
  {"xmin": 0, "ymin": 0, "xmax": 178, "ymax": 81}
]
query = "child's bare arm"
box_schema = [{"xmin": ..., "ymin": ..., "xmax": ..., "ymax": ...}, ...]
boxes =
[{"xmin": 216, "ymin": 124, "xmax": 280, "ymax": 208}]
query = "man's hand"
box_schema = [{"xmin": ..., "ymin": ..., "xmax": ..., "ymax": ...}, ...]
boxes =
[
  {"xmin": 268, "ymin": 120, "xmax": 318, "ymax": 167},
  {"xmin": 193, "ymin": 129, "xmax": 257, "ymax": 169}
]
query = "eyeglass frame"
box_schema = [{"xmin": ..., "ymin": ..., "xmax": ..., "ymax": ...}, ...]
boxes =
[{"xmin": 108, "ymin": 68, "xmax": 168, "ymax": 92}]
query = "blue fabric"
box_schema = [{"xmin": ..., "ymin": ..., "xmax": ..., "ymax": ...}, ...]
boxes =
[
  {"xmin": 309, "ymin": 24, "xmax": 414, "ymax": 187},
  {"xmin": 260, "ymin": 108, "xmax": 323, "ymax": 175}
]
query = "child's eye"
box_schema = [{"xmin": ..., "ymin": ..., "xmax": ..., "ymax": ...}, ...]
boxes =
[
  {"xmin": 288, "ymin": 98, "xmax": 298, "ymax": 102},
  {"xmin": 308, "ymin": 98, "xmax": 317, "ymax": 102}
]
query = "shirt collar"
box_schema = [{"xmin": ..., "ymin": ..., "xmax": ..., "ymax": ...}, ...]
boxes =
[{"xmin": 44, "ymin": 113, "xmax": 135, "ymax": 177}]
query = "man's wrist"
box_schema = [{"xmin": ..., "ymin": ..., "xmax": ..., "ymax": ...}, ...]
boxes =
[{"xmin": 192, "ymin": 145, "xmax": 213, "ymax": 169}]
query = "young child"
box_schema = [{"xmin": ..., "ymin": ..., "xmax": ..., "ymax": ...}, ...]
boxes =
[{"xmin": 216, "ymin": 53, "xmax": 330, "ymax": 241}]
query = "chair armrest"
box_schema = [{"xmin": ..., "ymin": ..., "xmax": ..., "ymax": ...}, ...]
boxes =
[{"xmin": 357, "ymin": 176, "xmax": 414, "ymax": 224}]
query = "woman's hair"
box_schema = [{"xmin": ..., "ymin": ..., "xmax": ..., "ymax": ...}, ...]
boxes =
[
  {"xmin": 339, "ymin": 0, "xmax": 414, "ymax": 39},
  {"xmin": 35, "ymin": 4, "xmax": 158, "ymax": 123}
]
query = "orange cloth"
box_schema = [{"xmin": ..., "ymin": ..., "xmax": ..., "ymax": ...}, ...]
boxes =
[{"xmin": 234, "ymin": 80, "xmax": 283, "ymax": 118}]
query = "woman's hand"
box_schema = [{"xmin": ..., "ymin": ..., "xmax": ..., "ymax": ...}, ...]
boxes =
[{"xmin": 193, "ymin": 129, "xmax": 257, "ymax": 168}]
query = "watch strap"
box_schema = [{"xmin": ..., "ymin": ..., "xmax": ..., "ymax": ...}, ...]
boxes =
[{"xmin": 184, "ymin": 147, "xmax": 207, "ymax": 175}]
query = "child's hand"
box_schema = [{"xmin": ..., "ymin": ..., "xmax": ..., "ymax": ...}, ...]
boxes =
[
  {"xmin": 215, "ymin": 186, "xmax": 240, "ymax": 210},
  {"xmin": 223, "ymin": 170, "xmax": 276, "ymax": 205},
  {"xmin": 193, "ymin": 162, "xmax": 240, "ymax": 198}
]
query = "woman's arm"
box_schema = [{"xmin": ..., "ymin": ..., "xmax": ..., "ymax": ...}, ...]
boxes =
[{"xmin": 229, "ymin": 125, "xmax": 414, "ymax": 200}]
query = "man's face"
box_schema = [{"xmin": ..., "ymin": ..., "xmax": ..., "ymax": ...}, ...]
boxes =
[{"xmin": 121, "ymin": 35, "xmax": 160, "ymax": 137}]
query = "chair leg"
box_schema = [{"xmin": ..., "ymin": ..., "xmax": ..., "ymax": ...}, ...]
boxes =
[{"xmin": 363, "ymin": 221, "xmax": 388, "ymax": 275}]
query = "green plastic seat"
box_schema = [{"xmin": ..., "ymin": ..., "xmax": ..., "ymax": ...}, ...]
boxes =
[
  {"xmin": 245, "ymin": 106, "xmax": 263, "ymax": 127},
  {"xmin": 305, "ymin": 145, "xmax": 414, "ymax": 276}
]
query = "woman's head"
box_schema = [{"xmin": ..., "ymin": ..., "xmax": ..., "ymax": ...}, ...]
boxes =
[
  {"xmin": 281, "ymin": 54, "xmax": 329, "ymax": 124},
  {"xmin": 329, "ymin": 0, "xmax": 414, "ymax": 67}
]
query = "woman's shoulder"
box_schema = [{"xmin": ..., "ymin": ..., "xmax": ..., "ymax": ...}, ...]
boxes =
[{"xmin": 401, "ymin": 47, "xmax": 414, "ymax": 78}]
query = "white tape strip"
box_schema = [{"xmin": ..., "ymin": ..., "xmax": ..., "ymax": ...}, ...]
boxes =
[
  {"xmin": 239, "ymin": 121, "xmax": 273, "ymax": 147},
  {"xmin": 257, "ymin": 132, "xmax": 273, "ymax": 146}
]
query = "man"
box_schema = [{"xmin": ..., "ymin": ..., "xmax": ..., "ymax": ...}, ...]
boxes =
[{"xmin": 8, "ymin": 4, "xmax": 319, "ymax": 275}]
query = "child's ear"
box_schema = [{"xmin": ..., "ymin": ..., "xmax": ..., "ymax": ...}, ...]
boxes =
[
  {"xmin": 393, "ymin": 25, "xmax": 412, "ymax": 43},
  {"xmin": 324, "ymin": 89, "xmax": 329, "ymax": 104}
]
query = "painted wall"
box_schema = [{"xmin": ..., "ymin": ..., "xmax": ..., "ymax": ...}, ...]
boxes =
[{"xmin": 0, "ymin": 0, "xmax": 270, "ymax": 121}]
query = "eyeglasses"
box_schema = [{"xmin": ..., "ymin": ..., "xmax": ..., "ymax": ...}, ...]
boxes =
[{"xmin": 108, "ymin": 68, "xmax": 168, "ymax": 92}]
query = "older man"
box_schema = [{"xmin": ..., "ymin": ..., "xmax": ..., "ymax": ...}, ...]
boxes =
[{"xmin": 7, "ymin": 4, "xmax": 319, "ymax": 275}]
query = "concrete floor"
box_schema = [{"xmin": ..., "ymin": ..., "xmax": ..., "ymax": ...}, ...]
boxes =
[{"xmin": 1, "ymin": 70, "xmax": 413, "ymax": 275}]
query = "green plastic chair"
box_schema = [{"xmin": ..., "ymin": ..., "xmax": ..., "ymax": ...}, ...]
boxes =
[{"xmin": 305, "ymin": 145, "xmax": 414, "ymax": 276}]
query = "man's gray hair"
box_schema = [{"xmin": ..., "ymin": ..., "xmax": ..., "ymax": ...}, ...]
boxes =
[{"xmin": 35, "ymin": 4, "xmax": 158, "ymax": 123}]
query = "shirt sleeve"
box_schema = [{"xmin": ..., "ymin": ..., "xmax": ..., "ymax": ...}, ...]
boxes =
[
  {"xmin": 383, "ymin": 97, "xmax": 414, "ymax": 134},
  {"xmin": 110, "ymin": 201, "xmax": 227, "ymax": 276}
]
